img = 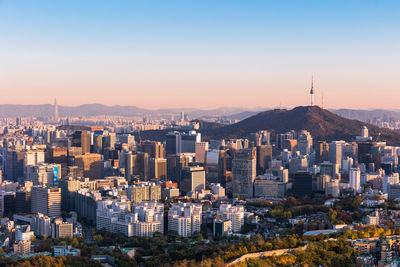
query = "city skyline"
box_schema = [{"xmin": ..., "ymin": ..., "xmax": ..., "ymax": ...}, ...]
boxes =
[{"xmin": 1, "ymin": 0, "xmax": 400, "ymax": 109}]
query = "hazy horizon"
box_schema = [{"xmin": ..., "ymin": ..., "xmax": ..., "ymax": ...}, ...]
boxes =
[{"xmin": 1, "ymin": 0, "xmax": 400, "ymax": 109}]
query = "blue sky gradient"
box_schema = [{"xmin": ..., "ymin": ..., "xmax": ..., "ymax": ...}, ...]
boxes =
[{"xmin": 1, "ymin": 0, "xmax": 399, "ymax": 108}]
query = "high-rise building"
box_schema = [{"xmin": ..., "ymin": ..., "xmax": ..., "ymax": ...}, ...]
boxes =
[
  {"xmin": 166, "ymin": 153, "xmax": 194, "ymax": 184},
  {"xmin": 180, "ymin": 166, "xmax": 205, "ymax": 194},
  {"xmin": 73, "ymin": 154, "xmax": 103, "ymax": 180},
  {"xmin": 329, "ymin": 141, "xmax": 345, "ymax": 169},
  {"xmin": 216, "ymin": 204, "xmax": 244, "ymax": 233},
  {"xmin": 52, "ymin": 219, "xmax": 73, "ymax": 239},
  {"xmin": 297, "ymin": 130, "xmax": 313, "ymax": 155},
  {"xmin": 195, "ymin": 142, "xmax": 208, "ymax": 163},
  {"xmin": 293, "ymin": 171, "xmax": 313, "ymax": 196},
  {"xmin": 72, "ymin": 131, "xmax": 91, "ymax": 154},
  {"xmin": 127, "ymin": 182, "xmax": 161, "ymax": 202},
  {"xmin": 349, "ymin": 167, "xmax": 361, "ymax": 194},
  {"xmin": 141, "ymin": 141, "xmax": 164, "ymax": 159},
  {"xmin": 325, "ymin": 179, "xmax": 340, "ymax": 197},
  {"xmin": 54, "ymin": 97, "xmax": 58, "ymax": 122},
  {"xmin": 16, "ymin": 190, "xmax": 31, "ymax": 214},
  {"xmin": 315, "ymin": 141, "xmax": 329, "ymax": 164},
  {"xmin": 166, "ymin": 131, "xmax": 201, "ymax": 155},
  {"xmin": 5, "ymin": 150, "xmax": 25, "ymax": 182},
  {"xmin": 256, "ymin": 145, "xmax": 272, "ymax": 175},
  {"xmin": 166, "ymin": 132, "xmax": 181, "ymax": 155},
  {"xmin": 102, "ymin": 133, "xmax": 116, "ymax": 151},
  {"xmin": 232, "ymin": 148, "xmax": 256, "ymax": 198},
  {"xmin": 168, "ymin": 203, "xmax": 202, "ymax": 237},
  {"xmin": 31, "ymin": 187, "xmax": 61, "ymax": 217},
  {"xmin": 26, "ymin": 163, "xmax": 61, "ymax": 187},
  {"xmin": 149, "ymin": 158, "xmax": 167, "ymax": 180}
]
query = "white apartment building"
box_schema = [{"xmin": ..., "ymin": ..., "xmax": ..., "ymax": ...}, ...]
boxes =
[
  {"xmin": 217, "ymin": 204, "xmax": 244, "ymax": 233},
  {"xmin": 168, "ymin": 203, "xmax": 202, "ymax": 237}
]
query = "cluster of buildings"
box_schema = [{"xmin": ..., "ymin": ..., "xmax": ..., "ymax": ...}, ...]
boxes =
[{"xmin": 4, "ymin": 100, "xmax": 400, "ymax": 265}]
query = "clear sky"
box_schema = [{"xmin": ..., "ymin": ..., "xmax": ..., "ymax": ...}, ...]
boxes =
[{"xmin": 1, "ymin": 0, "xmax": 399, "ymax": 109}]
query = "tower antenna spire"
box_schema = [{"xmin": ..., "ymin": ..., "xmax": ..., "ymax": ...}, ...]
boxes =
[{"xmin": 309, "ymin": 75, "xmax": 315, "ymax": 106}]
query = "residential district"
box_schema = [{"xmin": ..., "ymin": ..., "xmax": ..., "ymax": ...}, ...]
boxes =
[{"xmin": 1, "ymin": 107, "xmax": 400, "ymax": 266}]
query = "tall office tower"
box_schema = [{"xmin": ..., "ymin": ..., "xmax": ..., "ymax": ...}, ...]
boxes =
[
  {"xmin": 180, "ymin": 111, "xmax": 185, "ymax": 123},
  {"xmin": 119, "ymin": 134, "xmax": 135, "ymax": 146},
  {"xmin": 166, "ymin": 153, "xmax": 193, "ymax": 184},
  {"xmin": 5, "ymin": 150, "xmax": 25, "ymax": 182},
  {"xmin": 181, "ymin": 131, "xmax": 200, "ymax": 153},
  {"xmin": 124, "ymin": 152, "xmax": 137, "ymax": 181},
  {"xmin": 16, "ymin": 190, "xmax": 32, "ymax": 214},
  {"xmin": 232, "ymin": 148, "xmax": 256, "ymax": 198},
  {"xmin": 297, "ymin": 130, "xmax": 313, "ymax": 155},
  {"xmin": 16, "ymin": 117, "xmax": 21, "ymax": 126},
  {"xmin": 195, "ymin": 142, "xmax": 208, "ymax": 163},
  {"xmin": 275, "ymin": 131, "xmax": 295, "ymax": 150},
  {"xmin": 357, "ymin": 141, "xmax": 374, "ymax": 171},
  {"xmin": 205, "ymin": 150, "xmax": 220, "ymax": 184},
  {"xmin": 349, "ymin": 167, "xmax": 361, "ymax": 194},
  {"xmin": 256, "ymin": 145, "xmax": 272, "ymax": 175},
  {"xmin": 166, "ymin": 131, "xmax": 201, "ymax": 155},
  {"xmin": 329, "ymin": 141, "xmax": 345, "ymax": 169},
  {"xmin": 315, "ymin": 141, "xmax": 329, "ymax": 164},
  {"xmin": 93, "ymin": 134, "xmax": 103, "ymax": 154},
  {"xmin": 73, "ymin": 154, "xmax": 103, "ymax": 180},
  {"xmin": 0, "ymin": 192, "xmax": 16, "ymax": 217},
  {"xmin": 342, "ymin": 157, "xmax": 354, "ymax": 172},
  {"xmin": 136, "ymin": 152, "xmax": 150, "ymax": 179},
  {"xmin": 24, "ymin": 150, "xmax": 45, "ymax": 167},
  {"xmin": 26, "ymin": 163, "xmax": 61, "ymax": 186},
  {"xmin": 102, "ymin": 133, "xmax": 116, "ymax": 151},
  {"xmin": 59, "ymin": 178, "xmax": 82, "ymax": 211},
  {"xmin": 293, "ymin": 171, "xmax": 313, "ymax": 196},
  {"xmin": 320, "ymin": 161, "xmax": 339, "ymax": 179},
  {"xmin": 54, "ymin": 97, "xmax": 58, "ymax": 122},
  {"xmin": 31, "ymin": 187, "xmax": 61, "ymax": 217},
  {"xmin": 71, "ymin": 130, "xmax": 91, "ymax": 154},
  {"xmin": 149, "ymin": 158, "xmax": 167, "ymax": 180},
  {"xmin": 258, "ymin": 130, "xmax": 271, "ymax": 145},
  {"xmin": 180, "ymin": 166, "xmax": 205, "ymax": 194},
  {"xmin": 141, "ymin": 141, "xmax": 165, "ymax": 159},
  {"xmin": 166, "ymin": 132, "xmax": 181, "ymax": 155}
]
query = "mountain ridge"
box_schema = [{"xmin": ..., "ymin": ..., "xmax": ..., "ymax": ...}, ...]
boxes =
[{"xmin": 202, "ymin": 106, "xmax": 400, "ymax": 145}]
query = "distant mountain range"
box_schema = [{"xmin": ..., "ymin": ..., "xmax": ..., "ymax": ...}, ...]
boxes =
[
  {"xmin": 1, "ymin": 104, "xmax": 400, "ymax": 124},
  {"xmin": 0, "ymin": 104, "xmax": 266, "ymax": 119},
  {"xmin": 202, "ymin": 106, "xmax": 400, "ymax": 144}
]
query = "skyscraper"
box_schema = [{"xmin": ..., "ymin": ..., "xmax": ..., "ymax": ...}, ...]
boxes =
[
  {"xmin": 71, "ymin": 130, "xmax": 91, "ymax": 154},
  {"xmin": 180, "ymin": 166, "xmax": 205, "ymax": 194},
  {"xmin": 349, "ymin": 167, "xmax": 361, "ymax": 194},
  {"xmin": 31, "ymin": 187, "xmax": 61, "ymax": 217},
  {"xmin": 232, "ymin": 148, "xmax": 256, "ymax": 198},
  {"xmin": 54, "ymin": 98, "xmax": 58, "ymax": 122}
]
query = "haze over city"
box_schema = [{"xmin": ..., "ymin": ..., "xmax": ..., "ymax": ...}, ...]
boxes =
[
  {"xmin": 3, "ymin": 1, "xmax": 400, "ymax": 266},
  {"xmin": 1, "ymin": 0, "xmax": 400, "ymax": 109}
]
